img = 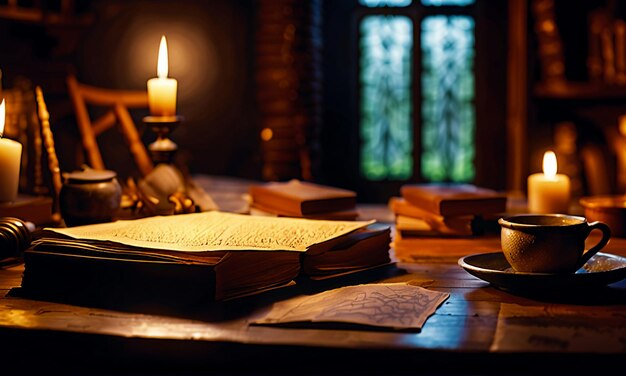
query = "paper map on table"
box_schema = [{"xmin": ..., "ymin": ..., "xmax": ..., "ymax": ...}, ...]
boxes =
[
  {"xmin": 491, "ymin": 303, "xmax": 626, "ymax": 353},
  {"xmin": 254, "ymin": 283, "xmax": 449, "ymax": 330}
]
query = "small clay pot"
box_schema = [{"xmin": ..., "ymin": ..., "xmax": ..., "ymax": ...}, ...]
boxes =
[{"xmin": 60, "ymin": 168, "xmax": 122, "ymax": 227}]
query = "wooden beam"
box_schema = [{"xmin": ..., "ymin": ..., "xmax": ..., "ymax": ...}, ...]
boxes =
[{"xmin": 506, "ymin": 0, "xmax": 528, "ymax": 196}]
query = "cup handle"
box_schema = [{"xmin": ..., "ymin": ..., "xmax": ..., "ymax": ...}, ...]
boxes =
[{"xmin": 577, "ymin": 221, "xmax": 612, "ymax": 270}]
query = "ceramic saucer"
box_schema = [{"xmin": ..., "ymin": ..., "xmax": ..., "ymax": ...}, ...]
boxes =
[{"xmin": 458, "ymin": 252, "xmax": 626, "ymax": 292}]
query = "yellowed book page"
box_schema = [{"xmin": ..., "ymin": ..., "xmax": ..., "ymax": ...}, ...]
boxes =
[{"xmin": 46, "ymin": 211, "xmax": 374, "ymax": 252}]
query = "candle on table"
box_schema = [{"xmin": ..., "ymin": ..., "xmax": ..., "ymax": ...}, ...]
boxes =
[
  {"xmin": 528, "ymin": 150, "xmax": 571, "ymax": 213},
  {"xmin": 147, "ymin": 35, "xmax": 177, "ymax": 116},
  {"xmin": 0, "ymin": 99, "xmax": 22, "ymax": 202}
]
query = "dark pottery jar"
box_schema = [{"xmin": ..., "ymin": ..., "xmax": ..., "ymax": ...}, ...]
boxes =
[{"xmin": 60, "ymin": 168, "xmax": 122, "ymax": 227}]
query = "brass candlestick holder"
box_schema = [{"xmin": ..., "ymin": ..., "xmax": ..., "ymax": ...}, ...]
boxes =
[{"xmin": 142, "ymin": 115, "xmax": 184, "ymax": 164}]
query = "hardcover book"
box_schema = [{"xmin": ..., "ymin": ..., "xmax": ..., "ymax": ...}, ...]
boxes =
[
  {"xmin": 389, "ymin": 197, "xmax": 475, "ymax": 236},
  {"xmin": 249, "ymin": 179, "xmax": 357, "ymax": 216},
  {"xmin": 302, "ymin": 223, "xmax": 391, "ymax": 279},
  {"xmin": 400, "ymin": 183, "xmax": 507, "ymax": 217},
  {"xmin": 19, "ymin": 211, "xmax": 390, "ymax": 309}
]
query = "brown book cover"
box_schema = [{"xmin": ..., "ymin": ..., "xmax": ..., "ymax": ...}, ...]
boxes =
[
  {"xmin": 388, "ymin": 197, "xmax": 502, "ymax": 236},
  {"xmin": 22, "ymin": 234, "xmax": 301, "ymax": 304},
  {"xmin": 389, "ymin": 197, "xmax": 475, "ymax": 235},
  {"xmin": 18, "ymin": 212, "xmax": 380, "ymax": 308},
  {"xmin": 249, "ymin": 180, "xmax": 357, "ymax": 216},
  {"xmin": 302, "ymin": 224, "xmax": 392, "ymax": 279},
  {"xmin": 400, "ymin": 184, "xmax": 507, "ymax": 216}
]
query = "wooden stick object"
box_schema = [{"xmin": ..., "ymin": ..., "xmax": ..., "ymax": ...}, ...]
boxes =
[{"xmin": 35, "ymin": 86, "xmax": 63, "ymax": 222}]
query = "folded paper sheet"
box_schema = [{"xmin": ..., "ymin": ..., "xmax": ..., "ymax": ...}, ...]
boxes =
[{"xmin": 254, "ymin": 283, "xmax": 449, "ymax": 330}]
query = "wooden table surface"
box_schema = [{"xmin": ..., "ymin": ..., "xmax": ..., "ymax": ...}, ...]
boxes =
[
  {"xmin": 1, "ymin": 228, "xmax": 625, "ymax": 375},
  {"xmin": 1, "ymin": 176, "xmax": 624, "ymax": 374}
]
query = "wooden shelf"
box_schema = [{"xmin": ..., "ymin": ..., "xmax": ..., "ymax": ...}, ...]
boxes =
[{"xmin": 534, "ymin": 81, "xmax": 626, "ymax": 101}]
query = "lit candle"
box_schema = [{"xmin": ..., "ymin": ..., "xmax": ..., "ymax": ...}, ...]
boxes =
[
  {"xmin": 527, "ymin": 150, "xmax": 571, "ymax": 213},
  {"xmin": 0, "ymin": 99, "xmax": 22, "ymax": 202},
  {"xmin": 147, "ymin": 35, "xmax": 177, "ymax": 116}
]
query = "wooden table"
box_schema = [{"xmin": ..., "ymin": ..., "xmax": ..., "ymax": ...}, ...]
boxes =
[{"xmin": 1, "ymin": 228, "xmax": 625, "ymax": 375}]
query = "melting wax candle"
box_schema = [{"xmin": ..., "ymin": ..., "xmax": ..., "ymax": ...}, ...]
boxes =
[
  {"xmin": 0, "ymin": 99, "xmax": 22, "ymax": 202},
  {"xmin": 147, "ymin": 35, "xmax": 177, "ymax": 116},
  {"xmin": 527, "ymin": 150, "xmax": 571, "ymax": 213}
]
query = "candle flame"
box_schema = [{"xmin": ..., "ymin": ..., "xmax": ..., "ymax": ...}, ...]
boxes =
[
  {"xmin": 157, "ymin": 35, "xmax": 169, "ymax": 79},
  {"xmin": 542, "ymin": 150, "xmax": 558, "ymax": 178},
  {"xmin": 0, "ymin": 99, "xmax": 5, "ymax": 137}
]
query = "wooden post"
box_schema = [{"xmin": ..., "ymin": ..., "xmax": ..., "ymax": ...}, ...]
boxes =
[
  {"xmin": 506, "ymin": 0, "xmax": 528, "ymax": 196},
  {"xmin": 36, "ymin": 86, "xmax": 63, "ymax": 222}
]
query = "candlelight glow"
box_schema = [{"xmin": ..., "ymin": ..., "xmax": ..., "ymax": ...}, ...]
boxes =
[
  {"xmin": 543, "ymin": 151, "xmax": 557, "ymax": 179},
  {"xmin": 620, "ymin": 114, "xmax": 626, "ymax": 136},
  {"xmin": 0, "ymin": 99, "xmax": 5, "ymax": 136},
  {"xmin": 157, "ymin": 35, "xmax": 169, "ymax": 79}
]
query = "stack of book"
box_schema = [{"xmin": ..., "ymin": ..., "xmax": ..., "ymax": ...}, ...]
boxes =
[
  {"xmin": 390, "ymin": 183, "xmax": 507, "ymax": 261},
  {"xmin": 248, "ymin": 179, "xmax": 359, "ymax": 220},
  {"xmin": 18, "ymin": 211, "xmax": 392, "ymax": 311}
]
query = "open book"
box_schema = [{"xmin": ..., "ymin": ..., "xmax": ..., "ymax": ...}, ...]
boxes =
[{"xmin": 20, "ymin": 211, "xmax": 390, "ymax": 308}]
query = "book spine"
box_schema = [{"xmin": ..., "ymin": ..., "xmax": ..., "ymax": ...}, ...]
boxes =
[{"xmin": 249, "ymin": 186, "xmax": 304, "ymax": 215}]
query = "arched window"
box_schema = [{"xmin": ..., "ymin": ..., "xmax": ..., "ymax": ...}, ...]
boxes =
[
  {"xmin": 322, "ymin": 0, "xmax": 506, "ymax": 202},
  {"xmin": 359, "ymin": 0, "xmax": 476, "ymax": 182}
]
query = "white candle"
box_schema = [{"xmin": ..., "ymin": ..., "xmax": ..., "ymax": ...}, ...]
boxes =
[
  {"xmin": 0, "ymin": 99, "xmax": 22, "ymax": 202},
  {"xmin": 528, "ymin": 150, "xmax": 571, "ymax": 213},
  {"xmin": 147, "ymin": 35, "xmax": 178, "ymax": 116}
]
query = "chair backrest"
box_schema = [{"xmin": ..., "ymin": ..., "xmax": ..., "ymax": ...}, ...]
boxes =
[{"xmin": 66, "ymin": 74, "xmax": 153, "ymax": 177}]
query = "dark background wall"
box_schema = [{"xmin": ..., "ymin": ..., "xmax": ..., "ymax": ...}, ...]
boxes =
[
  {"xmin": 3, "ymin": 0, "xmax": 623, "ymax": 202},
  {"xmin": 0, "ymin": 0, "xmax": 261, "ymax": 181}
]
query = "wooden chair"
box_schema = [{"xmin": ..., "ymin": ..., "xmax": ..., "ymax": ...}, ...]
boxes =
[{"xmin": 66, "ymin": 74, "xmax": 153, "ymax": 177}]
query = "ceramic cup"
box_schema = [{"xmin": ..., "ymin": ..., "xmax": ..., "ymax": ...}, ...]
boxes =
[{"xmin": 498, "ymin": 214, "xmax": 611, "ymax": 273}]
